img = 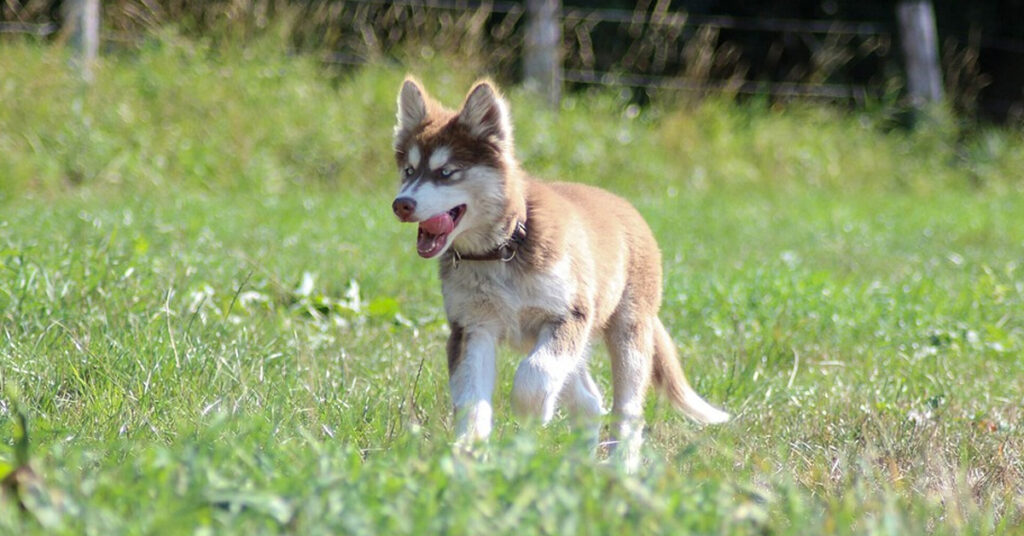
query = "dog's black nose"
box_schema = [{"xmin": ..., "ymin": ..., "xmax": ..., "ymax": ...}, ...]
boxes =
[{"xmin": 392, "ymin": 197, "xmax": 417, "ymax": 221}]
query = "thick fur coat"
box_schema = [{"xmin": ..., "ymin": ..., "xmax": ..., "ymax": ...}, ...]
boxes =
[{"xmin": 391, "ymin": 78, "xmax": 727, "ymax": 469}]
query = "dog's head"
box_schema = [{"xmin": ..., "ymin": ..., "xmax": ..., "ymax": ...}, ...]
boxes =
[{"xmin": 391, "ymin": 77, "xmax": 520, "ymax": 259}]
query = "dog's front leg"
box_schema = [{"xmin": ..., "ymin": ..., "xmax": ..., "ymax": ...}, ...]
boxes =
[
  {"xmin": 447, "ymin": 323, "xmax": 497, "ymax": 446},
  {"xmin": 512, "ymin": 316, "xmax": 589, "ymax": 424}
]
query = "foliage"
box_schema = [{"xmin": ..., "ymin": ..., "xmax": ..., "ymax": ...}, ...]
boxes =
[{"xmin": 1, "ymin": 35, "xmax": 1023, "ymax": 534}]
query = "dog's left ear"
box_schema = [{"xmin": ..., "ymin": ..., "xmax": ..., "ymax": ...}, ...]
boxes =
[
  {"xmin": 395, "ymin": 77, "xmax": 428, "ymax": 140},
  {"xmin": 458, "ymin": 81, "xmax": 512, "ymax": 144}
]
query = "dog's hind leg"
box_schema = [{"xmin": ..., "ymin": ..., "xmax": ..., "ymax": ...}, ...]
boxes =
[
  {"xmin": 448, "ymin": 323, "xmax": 498, "ymax": 446},
  {"xmin": 604, "ymin": 312, "xmax": 655, "ymax": 473},
  {"xmin": 512, "ymin": 316, "xmax": 591, "ymax": 425}
]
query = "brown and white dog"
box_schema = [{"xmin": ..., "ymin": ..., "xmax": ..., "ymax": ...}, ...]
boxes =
[{"xmin": 391, "ymin": 77, "xmax": 728, "ymax": 469}]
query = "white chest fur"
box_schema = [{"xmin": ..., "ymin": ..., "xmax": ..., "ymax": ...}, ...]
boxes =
[{"xmin": 442, "ymin": 256, "xmax": 575, "ymax": 348}]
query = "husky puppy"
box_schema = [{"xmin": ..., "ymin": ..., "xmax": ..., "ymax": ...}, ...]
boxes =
[{"xmin": 391, "ymin": 78, "xmax": 728, "ymax": 468}]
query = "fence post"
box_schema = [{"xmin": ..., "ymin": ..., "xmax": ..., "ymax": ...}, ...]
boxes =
[
  {"xmin": 896, "ymin": 0, "xmax": 943, "ymax": 106},
  {"xmin": 65, "ymin": 0, "xmax": 100, "ymax": 82},
  {"xmin": 523, "ymin": 0, "xmax": 562, "ymax": 107}
]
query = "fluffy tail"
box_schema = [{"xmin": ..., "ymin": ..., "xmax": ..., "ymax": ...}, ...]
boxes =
[{"xmin": 651, "ymin": 318, "xmax": 730, "ymax": 424}]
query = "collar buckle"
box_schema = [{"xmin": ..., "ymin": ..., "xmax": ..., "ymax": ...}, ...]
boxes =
[{"xmin": 499, "ymin": 246, "xmax": 517, "ymax": 262}]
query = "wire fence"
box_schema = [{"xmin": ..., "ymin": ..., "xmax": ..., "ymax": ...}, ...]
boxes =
[
  {"xmin": 300, "ymin": 0, "xmax": 902, "ymax": 101},
  {"xmin": 0, "ymin": 21, "xmax": 57, "ymax": 35},
  {"xmin": 3, "ymin": 1, "xmax": 1022, "ymax": 117}
]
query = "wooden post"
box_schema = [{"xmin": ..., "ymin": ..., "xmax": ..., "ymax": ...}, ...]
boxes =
[
  {"xmin": 523, "ymin": 0, "xmax": 562, "ymax": 107},
  {"xmin": 896, "ymin": 0, "xmax": 943, "ymax": 106},
  {"xmin": 65, "ymin": 0, "xmax": 100, "ymax": 82}
]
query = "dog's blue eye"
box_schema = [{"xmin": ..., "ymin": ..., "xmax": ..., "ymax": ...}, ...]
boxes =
[
  {"xmin": 440, "ymin": 168, "xmax": 454, "ymax": 178},
  {"xmin": 404, "ymin": 166, "xmax": 414, "ymax": 177}
]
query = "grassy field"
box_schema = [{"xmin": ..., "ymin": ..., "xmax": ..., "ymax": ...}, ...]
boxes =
[{"xmin": 1, "ymin": 34, "xmax": 1023, "ymax": 534}]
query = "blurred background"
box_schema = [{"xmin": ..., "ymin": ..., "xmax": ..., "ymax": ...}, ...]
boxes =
[
  {"xmin": 3, "ymin": 0, "xmax": 1023, "ymax": 123},
  {"xmin": 1, "ymin": 5, "xmax": 1023, "ymax": 533}
]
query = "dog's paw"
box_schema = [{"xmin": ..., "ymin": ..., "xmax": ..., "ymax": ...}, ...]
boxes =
[{"xmin": 451, "ymin": 439, "xmax": 489, "ymax": 471}]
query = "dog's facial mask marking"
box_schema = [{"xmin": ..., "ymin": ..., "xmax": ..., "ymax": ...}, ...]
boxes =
[
  {"xmin": 391, "ymin": 79, "xmax": 518, "ymax": 261},
  {"xmin": 392, "ymin": 81, "xmax": 473, "ymax": 259},
  {"xmin": 407, "ymin": 145, "xmax": 421, "ymax": 171},
  {"xmin": 429, "ymin": 146, "xmax": 451, "ymax": 172}
]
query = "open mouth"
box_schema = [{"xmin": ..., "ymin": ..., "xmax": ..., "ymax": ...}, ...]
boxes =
[{"xmin": 416, "ymin": 204, "xmax": 467, "ymax": 258}]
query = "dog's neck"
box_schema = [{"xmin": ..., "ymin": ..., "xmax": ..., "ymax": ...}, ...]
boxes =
[
  {"xmin": 449, "ymin": 218, "xmax": 527, "ymax": 264},
  {"xmin": 447, "ymin": 167, "xmax": 528, "ymax": 266}
]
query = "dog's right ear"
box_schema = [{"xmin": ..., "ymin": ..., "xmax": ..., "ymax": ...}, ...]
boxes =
[{"xmin": 395, "ymin": 77, "xmax": 428, "ymax": 140}]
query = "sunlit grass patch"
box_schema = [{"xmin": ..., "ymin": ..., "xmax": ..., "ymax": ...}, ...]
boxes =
[{"xmin": 1, "ymin": 33, "xmax": 1022, "ymax": 534}]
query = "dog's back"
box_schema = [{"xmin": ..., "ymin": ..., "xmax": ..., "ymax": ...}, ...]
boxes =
[{"xmin": 527, "ymin": 180, "xmax": 662, "ymax": 327}]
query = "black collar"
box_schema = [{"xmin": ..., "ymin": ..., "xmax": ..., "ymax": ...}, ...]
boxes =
[{"xmin": 448, "ymin": 220, "xmax": 527, "ymax": 267}]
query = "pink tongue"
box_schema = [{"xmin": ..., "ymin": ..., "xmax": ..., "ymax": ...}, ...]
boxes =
[
  {"xmin": 417, "ymin": 212, "xmax": 455, "ymax": 258},
  {"xmin": 419, "ymin": 212, "xmax": 454, "ymax": 235}
]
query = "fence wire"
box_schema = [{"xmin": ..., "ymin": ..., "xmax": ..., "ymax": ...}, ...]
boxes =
[{"xmin": 2, "ymin": 0, "xmax": 1019, "ymax": 113}]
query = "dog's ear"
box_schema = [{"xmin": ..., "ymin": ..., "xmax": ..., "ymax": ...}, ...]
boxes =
[
  {"xmin": 458, "ymin": 80, "xmax": 512, "ymax": 144},
  {"xmin": 395, "ymin": 77, "xmax": 428, "ymax": 139}
]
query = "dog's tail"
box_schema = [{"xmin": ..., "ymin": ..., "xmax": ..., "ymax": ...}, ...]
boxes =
[{"xmin": 651, "ymin": 318, "xmax": 730, "ymax": 424}]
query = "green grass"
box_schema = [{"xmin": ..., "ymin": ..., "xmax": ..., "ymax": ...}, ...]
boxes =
[{"xmin": 1, "ymin": 34, "xmax": 1023, "ymax": 534}]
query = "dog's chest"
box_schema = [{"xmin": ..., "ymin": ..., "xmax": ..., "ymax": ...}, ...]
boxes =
[{"xmin": 441, "ymin": 258, "xmax": 574, "ymax": 345}]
